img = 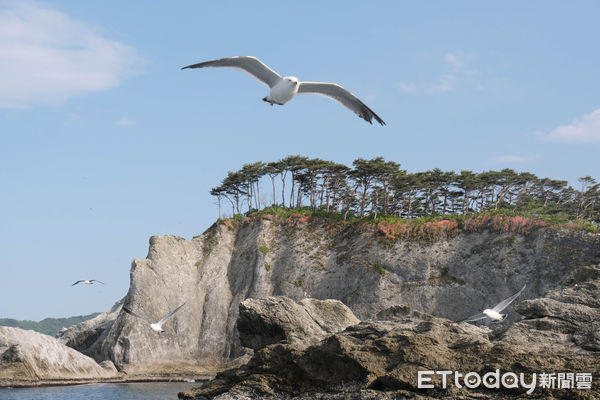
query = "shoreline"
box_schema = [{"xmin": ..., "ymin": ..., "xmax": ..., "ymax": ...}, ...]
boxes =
[{"xmin": 0, "ymin": 374, "xmax": 214, "ymax": 389}]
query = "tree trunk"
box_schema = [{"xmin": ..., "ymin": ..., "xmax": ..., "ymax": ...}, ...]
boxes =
[
  {"xmin": 280, "ymin": 171, "xmax": 287, "ymax": 207},
  {"xmin": 289, "ymin": 173, "xmax": 295, "ymax": 208}
]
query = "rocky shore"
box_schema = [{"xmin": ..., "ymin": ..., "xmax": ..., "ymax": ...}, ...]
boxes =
[{"xmin": 179, "ymin": 274, "xmax": 600, "ymax": 399}]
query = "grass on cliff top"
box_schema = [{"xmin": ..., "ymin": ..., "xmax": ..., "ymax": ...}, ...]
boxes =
[{"xmin": 215, "ymin": 205, "xmax": 599, "ymax": 236}]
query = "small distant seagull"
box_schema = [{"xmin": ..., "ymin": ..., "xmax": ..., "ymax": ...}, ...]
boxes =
[
  {"xmin": 122, "ymin": 302, "xmax": 186, "ymax": 335},
  {"xmin": 72, "ymin": 279, "xmax": 105, "ymax": 286},
  {"xmin": 181, "ymin": 56, "xmax": 385, "ymax": 125},
  {"xmin": 459, "ymin": 285, "xmax": 526, "ymax": 323}
]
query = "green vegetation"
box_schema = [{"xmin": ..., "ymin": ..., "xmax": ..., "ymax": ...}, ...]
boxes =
[
  {"xmin": 373, "ymin": 263, "xmax": 387, "ymax": 276},
  {"xmin": 0, "ymin": 313, "xmax": 100, "ymax": 337},
  {"xmin": 210, "ymin": 156, "xmax": 600, "ymax": 226},
  {"xmin": 264, "ymin": 263, "xmax": 271, "ymax": 271},
  {"xmin": 201, "ymin": 224, "xmax": 220, "ymax": 257},
  {"xmin": 429, "ymin": 267, "xmax": 450, "ymax": 281},
  {"xmin": 259, "ymin": 245, "xmax": 269, "ymax": 256},
  {"xmin": 293, "ymin": 279, "xmax": 304, "ymax": 287}
]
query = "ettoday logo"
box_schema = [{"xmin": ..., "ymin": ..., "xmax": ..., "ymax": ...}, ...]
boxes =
[{"xmin": 418, "ymin": 370, "xmax": 593, "ymax": 394}]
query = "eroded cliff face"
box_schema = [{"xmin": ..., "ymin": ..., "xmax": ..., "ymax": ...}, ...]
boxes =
[{"xmin": 68, "ymin": 216, "xmax": 600, "ymax": 373}]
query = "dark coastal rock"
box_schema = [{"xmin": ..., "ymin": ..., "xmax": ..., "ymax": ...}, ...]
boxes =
[
  {"xmin": 180, "ymin": 284, "xmax": 600, "ymax": 400},
  {"xmin": 237, "ymin": 297, "xmax": 359, "ymax": 350}
]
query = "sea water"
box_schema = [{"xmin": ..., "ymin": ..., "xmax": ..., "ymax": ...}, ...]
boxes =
[{"xmin": 0, "ymin": 382, "xmax": 199, "ymax": 400}]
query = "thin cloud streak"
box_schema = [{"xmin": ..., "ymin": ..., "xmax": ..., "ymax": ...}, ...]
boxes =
[{"xmin": 115, "ymin": 117, "xmax": 135, "ymax": 127}]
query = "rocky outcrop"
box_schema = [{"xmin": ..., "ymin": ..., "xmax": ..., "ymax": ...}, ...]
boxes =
[
  {"xmin": 0, "ymin": 326, "xmax": 118, "ymax": 385},
  {"xmin": 180, "ymin": 286, "xmax": 600, "ymax": 399},
  {"xmin": 237, "ymin": 297, "xmax": 359, "ymax": 350},
  {"xmin": 59, "ymin": 218, "xmax": 600, "ymax": 375},
  {"xmin": 56, "ymin": 298, "xmax": 124, "ymax": 358},
  {"xmin": 505, "ymin": 270, "xmax": 600, "ymax": 353}
]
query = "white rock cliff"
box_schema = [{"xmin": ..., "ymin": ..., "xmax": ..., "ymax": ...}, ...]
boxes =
[{"xmin": 62, "ymin": 216, "xmax": 600, "ymax": 375}]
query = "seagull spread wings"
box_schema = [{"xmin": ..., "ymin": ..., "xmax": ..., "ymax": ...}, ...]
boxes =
[
  {"xmin": 459, "ymin": 285, "xmax": 526, "ymax": 322},
  {"xmin": 72, "ymin": 279, "xmax": 104, "ymax": 286},
  {"xmin": 123, "ymin": 302, "xmax": 186, "ymax": 327},
  {"xmin": 182, "ymin": 56, "xmax": 281, "ymax": 88},
  {"xmin": 297, "ymin": 82, "xmax": 386, "ymax": 126},
  {"xmin": 181, "ymin": 56, "xmax": 385, "ymax": 125}
]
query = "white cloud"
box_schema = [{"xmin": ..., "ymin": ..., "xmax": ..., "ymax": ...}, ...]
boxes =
[
  {"xmin": 539, "ymin": 109, "xmax": 600, "ymax": 143},
  {"xmin": 0, "ymin": 1, "xmax": 141, "ymax": 108},
  {"xmin": 491, "ymin": 154, "xmax": 540, "ymax": 164},
  {"xmin": 444, "ymin": 52, "xmax": 464, "ymax": 68},
  {"xmin": 397, "ymin": 52, "xmax": 475, "ymax": 94},
  {"xmin": 115, "ymin": 117, "xmax": 135, "ymax": 127}
]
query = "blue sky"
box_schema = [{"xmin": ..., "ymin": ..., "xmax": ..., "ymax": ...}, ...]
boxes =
[{"xmin": 1, "ymin": 1, "xmax": 599, "ymax": 320}]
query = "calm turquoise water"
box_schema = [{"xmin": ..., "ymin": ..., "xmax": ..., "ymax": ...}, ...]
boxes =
[{"xmin": 0, "ymin": 382, "xmax": 199, "ymax": 400}]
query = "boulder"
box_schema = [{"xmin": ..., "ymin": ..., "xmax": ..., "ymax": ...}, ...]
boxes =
[
  {"xmin": 237, "ymin": 297, "xmax": 359, "ymax": 350},
  {"xmin": 0, "ymin": 326, "xmax": 118, "ymax": 384}
]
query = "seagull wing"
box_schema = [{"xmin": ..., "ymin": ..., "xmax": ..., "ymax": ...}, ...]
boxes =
[
  {"xmin": 122, "ymin": 307, "xmax": 152, "ymax": 325},
  {"xmin": 457, "ymin": 313, "xmax": 488, "ymax": 323},
  {"xmin": 72, "ymin": 280, "xmax": 84, "ymax": 286},
  {"xmin": 90, "ymin": 280, "xmax": 105, "ymax": 284},
  {"xmin": 181, "ymin": 56, "xmax": 282, "ymax": 88},
  {"xmin": 157, "ymin": 302, "xmax": 186, "ymax": 326},
  {"xmin": 297, "ymin": 81, "xmax": 386, "ymax": 125},
  {"xmin": 492, "ymin": 285, "xmax": 526, "ymax": 313}
]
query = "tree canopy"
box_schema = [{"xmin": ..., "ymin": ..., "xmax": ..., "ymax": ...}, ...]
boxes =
[{"xmin": 210, "ymin": 156, "xmax": 600, "ymax": 224}]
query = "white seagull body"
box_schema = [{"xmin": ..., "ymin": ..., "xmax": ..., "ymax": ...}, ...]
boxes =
[
  {"xmin": 459, "ymin": 285, "xmax": 526, "ymax": 323},
  {"xmin": 123, "ymin": 302, "xmax": 186, "ymax": 335},
  {"xmin": 72, "ymin": 279, "xmax": 104, "ymax": 286},
  {"xmin": 182, "ymin": 56, "xmax": 385, "ymax": 125}
]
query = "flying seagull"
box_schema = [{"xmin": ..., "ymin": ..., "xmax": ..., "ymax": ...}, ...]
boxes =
[
  {"xmin": 72, "ymin": 279, "xmax": 105, "ymax": 286},
  {"xmin": 181, "ymin": 56, "xmax": 385, "ymax": 125},
  {"xmin": 459, "ymin": 285, "xmax": 526, "ymax": 323},
  {"xmin": 122, "ymin": 302, "xmax": 186, "ymax": 335}
]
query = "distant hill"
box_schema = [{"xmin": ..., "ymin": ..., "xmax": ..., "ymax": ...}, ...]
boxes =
[{"xmin": 0, "ymin": 313, "xmax": 100, "ymax": 337}]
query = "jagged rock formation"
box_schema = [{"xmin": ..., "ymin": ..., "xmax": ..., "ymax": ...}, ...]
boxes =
[
  {"xmin": 60, "ymin": 217, "xmax": 600, "ymax": 375},
  {"xmin": 179, "ymin": 283, "xmax": 600, "ymax": 399},
  {"xmin": 237, "ymin": 297, "xmax": 359, "ymax": 350},
  {"xmin": 56, "ymin": 298, "xmax": 124, "ymax": 358},
  {"xmin": 0, "ymin": 326, "xmax": 117, "ymax": 385}
]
